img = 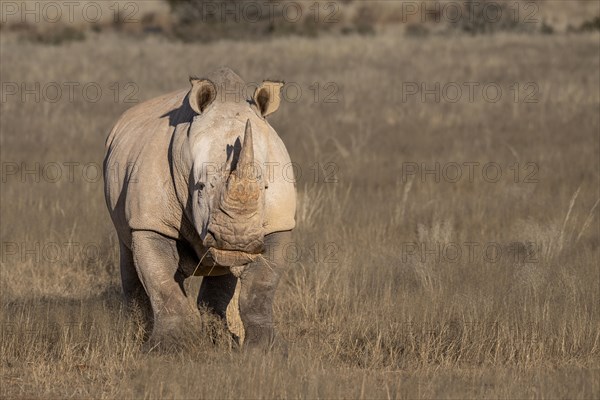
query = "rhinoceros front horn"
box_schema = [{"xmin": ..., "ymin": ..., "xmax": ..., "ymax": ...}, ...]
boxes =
[
  {"xmin": 236, "ymin": 119, "xmax": 255, "ymax": 175},
  {"xmin": 221, "ymin": 119, "xmax": 261, "ymax": 213}
]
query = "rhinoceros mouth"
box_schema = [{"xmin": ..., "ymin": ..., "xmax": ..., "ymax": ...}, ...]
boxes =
[{"xmin": 206, "ymin": 247, "xmax": 260, "ymax": 267}]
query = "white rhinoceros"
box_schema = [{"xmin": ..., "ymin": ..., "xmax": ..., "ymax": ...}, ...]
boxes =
[{"xmin": 103, "ymin": 67, "xmax": 296, "ymax": 349}]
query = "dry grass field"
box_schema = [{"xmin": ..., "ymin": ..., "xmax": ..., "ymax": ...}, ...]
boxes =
[{"xmin": 1, "ymin": 5, "xmax": 599, "ymax": 398}]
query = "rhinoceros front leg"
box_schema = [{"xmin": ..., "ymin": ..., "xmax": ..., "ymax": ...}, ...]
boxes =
[
  {"xmin": 238, "ymin": 230, "xmax": 292, "ymax": 350},
  {"xmin": 119, "ymin": 240, "xmax": 152, "ymax": 330},
  {"xmin": 131, "ymin": 230, "xmax": 197, "ymax": 350}
]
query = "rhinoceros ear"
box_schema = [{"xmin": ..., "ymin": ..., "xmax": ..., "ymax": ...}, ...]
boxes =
[
  {"xmin": 189, "ymin": 77, "xmax": 217, "ymax": 114},
  {"xmin": 253, "ymin": 80, "xmax": 284, "ymax": 117}
]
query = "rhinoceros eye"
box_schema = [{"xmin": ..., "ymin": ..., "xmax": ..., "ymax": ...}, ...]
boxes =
[{"xmin": 196, "ymin": 182, "xmax": 205, "ymax": 191}]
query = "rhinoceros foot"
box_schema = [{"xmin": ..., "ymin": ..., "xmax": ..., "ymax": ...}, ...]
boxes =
[{"xmin": 142, "ymin": 315, "xmax": 200, "ymax": 353}]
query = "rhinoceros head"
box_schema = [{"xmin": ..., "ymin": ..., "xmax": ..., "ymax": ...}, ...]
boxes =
[{"xmin": 182, "ymin": 68, "xmax": 284, "ymax": 265}]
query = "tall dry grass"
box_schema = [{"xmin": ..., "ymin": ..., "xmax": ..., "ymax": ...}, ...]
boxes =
[{"xmin": 1, "ymin": 28, "xmax": 599, "ymax": 398}]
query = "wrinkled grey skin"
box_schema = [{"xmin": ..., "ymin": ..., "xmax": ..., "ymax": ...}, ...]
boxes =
[{"xmin": 103, "ymin": 68, "xmax": 296, "ymax": 350}]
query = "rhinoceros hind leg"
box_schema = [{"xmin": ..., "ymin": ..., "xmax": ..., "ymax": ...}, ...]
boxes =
[
  {"xmin": 197, "ymin": 274, "xmax": 237, "ymax": 319},
  {"xmin": 197, "ymin": 274, "xmax": 238, "ymax": 344},
  {"xmin": 131, "ymin": 230, "xmax": 198, "ymax": 351}
]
